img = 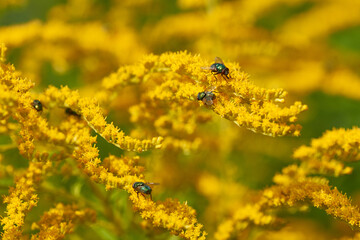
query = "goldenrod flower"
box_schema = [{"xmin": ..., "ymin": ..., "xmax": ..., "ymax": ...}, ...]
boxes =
[
  {"xmin": 44, "ymin": 85, "xmax": 162, "ymax": 152},
  {"xmin": 215, "ymin": 126, "xmax": 360, "ymax": 239},
  {"xmin": 262, "ymin": 180, "xmax": 360, "ymax": 226},
  {"xmin": 1, "ymin": 161, "xmax": 51, "ymax": 240},
  {"xmin": 1, "ymin": 46, "xmax": 205, "ymax": 238},
  {"xmin": 100, "ymin": 52, "xmax": 307, "ymax": 137},
  {"xmin": 31, "ymin": 203, "xmax": 96, "ymax": 240},
  {"xmin": 293, "ymin": 127, "xmax": 360, "ymax": 176},
  {"xmin": 0, "ymin": 57, "xmax": 68, "ymax": 158},
  {"xmin": 70, "ymin": 119, "xmax": 207, "ymax": 239},
  {"xmin": 129, "ymin": 195, "xmax": 207, "ymax": 239},
  {"xmin": 215, "ymin": 179, "xmax": 360, "ymax": 240}
]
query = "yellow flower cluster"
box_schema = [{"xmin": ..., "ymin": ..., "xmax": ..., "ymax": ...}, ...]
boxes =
[
  {"xmin": 1, "ymin": 161, "xmax": 51, "ymax": 240},
  {"xmin": 293, "ymin": 127, "xmax": 360, "ymax": 176},
  {"xmin": 44, "ymin": 85, "xmax": 162, "ymax": 152},
  {"xmin": 213, "ymin": 126, "xmax": 360, "ymax": 239},
  {"xmin": 0, "ymin": 45, "xmax": 207, "ymax": 238},
  {"xmin": 129, "ymin": 195, "xmax": 206, "ymax": 239},
  {"xmin": 263, "ymin": 180, "xmax": 360, "ymax": 226},
  {"xmin": 72, "ymin": 126, "xmax": 143, "ymax": 190},
  {"xmin": 100, "ymin": 52, "xmax": 307, "ymax": 137},
  {"xmin": 70, "ymin": 119, "xmax": 207, "ymax": 238},
  {"xmin": 31, "ymin": 203, "xmax": 96, "ymax": 239},
  {"xmin": 215, "ymin": 174, "xmax": 360, "ymax": 239}
]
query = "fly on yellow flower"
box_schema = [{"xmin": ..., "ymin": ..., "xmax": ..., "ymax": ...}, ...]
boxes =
[
  {"xmin": 132, "ymin": 182, "xmax": 159, "ymax": 200},
  {"xmin": 201, "ymin": 57, "xmax": 230, "ymax": 80}
]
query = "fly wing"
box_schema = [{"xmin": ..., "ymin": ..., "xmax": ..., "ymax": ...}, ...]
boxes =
[
  {"xmin": 201, "ymin": 66, "xmax": 213, "ymax": 70},
  {"xmin": 214, "ymin": 57, "xmax": 224, "ymax": 64},
  {"xmin": 208, "ymin": 86, "xmax": 217, "ymax": 92},
  {"xmin": 202, "ymin": 65, "xmax": 217, "ymax": 71},
  {"xmin": 147, "ymin": 182, "xmax": 160, "ymax": 186}
]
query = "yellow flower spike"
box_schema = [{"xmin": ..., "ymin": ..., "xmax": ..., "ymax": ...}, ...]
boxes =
[
  {"xmin": 71, "ymin": 125, "xmax": 143, "ymax": 190},
  {"xmin": 262, "ymin": 180, "xmax": 360, "ymax": 227},
  {"xmin": 44, "ymin": 85, "xmax": 163, "ymax": 152},
  {"xmin": 100, "ymin": 52, "xmax": 306, "ymax": 137},
  {"xmin": 130, "ymin": 196, "xmax": 207, "ymax": 239},
  {"xmin": 217, "ymin": 179, "xmax": 360, "ymax": 240},
  {"xmin": 102, "ymin": 155, "xmax": 144, "ymax": 178},
  {"xmin": 30, "ymin": 203, "xmax": 96, "ymax": 240},
  {"xmin": 70, "ymin": 121, "xmax": 206, "ymax": 239},
  {"xmin": 215, "ymin": 125, "xmax": 360, "ymax": 238},
  {"xmin": 293, "ymin": 127, "xmax": 360, "ymax": 176},
  {"xmin": 1, "ymin": 161, "xmax": 51, "ymax": 240},
  {"xmin": 0, "ymin": 53, "xmax": 67, "ymax": 158}
]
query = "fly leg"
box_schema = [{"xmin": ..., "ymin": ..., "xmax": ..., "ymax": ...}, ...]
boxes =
[{"xmin": 212, "ymin": 71, "xmax": 220, "ymax": 80}]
